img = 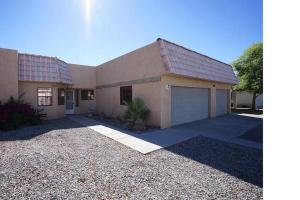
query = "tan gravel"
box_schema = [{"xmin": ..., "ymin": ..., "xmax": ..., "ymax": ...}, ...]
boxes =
[{"xmin": 0, "ymin": 118, "xmax": 262, "ymax": 199}]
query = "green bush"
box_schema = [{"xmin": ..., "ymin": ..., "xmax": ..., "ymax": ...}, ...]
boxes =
[{"xmin": 123, "ymin": 98, "xmax": 150, "ymax": 122}]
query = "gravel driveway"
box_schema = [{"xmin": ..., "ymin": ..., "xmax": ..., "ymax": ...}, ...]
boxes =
[{"xmin": 0, "ymin": 119, "xmax": 262, "ymax": 199}]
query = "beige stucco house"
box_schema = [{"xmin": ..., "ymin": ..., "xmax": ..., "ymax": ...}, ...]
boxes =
[{"xmin": 0, "ymin": 38, "xmax": 237, "ymax": 128}]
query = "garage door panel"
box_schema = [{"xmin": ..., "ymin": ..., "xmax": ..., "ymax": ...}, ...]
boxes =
[
  {"xmin": 216, "ymin": 89, "xmax": 228, "ymax": 116},
  {"xmin": 171, "ymin": 86, "xmax": 209, "ymax": 126}
]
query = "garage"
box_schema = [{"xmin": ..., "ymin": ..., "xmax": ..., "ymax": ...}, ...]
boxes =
[
  {"xmin": 171, "ymin": 86, "xmax": 209, "ymax": 126},
  {"xmin": 216, "ymin": 89, "xmax": 229, "ymax": 116}
]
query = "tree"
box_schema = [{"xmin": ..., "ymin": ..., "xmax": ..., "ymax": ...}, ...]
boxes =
[{"xmin": 232, "ymin": 43, "xmax": 263, "ymax": 110}]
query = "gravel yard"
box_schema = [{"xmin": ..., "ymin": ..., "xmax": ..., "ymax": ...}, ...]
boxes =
[{"xmin": 0, "ymin": 118, "xmax": 262, "ymax": 199}]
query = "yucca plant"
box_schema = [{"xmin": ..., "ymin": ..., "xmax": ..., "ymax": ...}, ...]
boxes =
[{"xmin": 124, "ymin": 98, "xmax": 150, "ymax": 122}]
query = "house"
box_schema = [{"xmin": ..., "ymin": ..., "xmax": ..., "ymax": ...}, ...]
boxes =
[
  {"xmin": 0, "ymin": 38, "xmax": 237, "ymax": 128},
  {"xmin": 232, "ymin": 91, "xmax": 263, "ymax": 109}
]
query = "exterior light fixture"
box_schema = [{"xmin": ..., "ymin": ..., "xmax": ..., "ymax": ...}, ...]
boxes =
[{"xmin": 165, "ymin": 84, "xmax": 170, "ymax": 91}]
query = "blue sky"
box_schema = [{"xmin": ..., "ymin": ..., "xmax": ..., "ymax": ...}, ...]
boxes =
[{"xmin": 0, "ymin": 0, "xmax": 262, "ymax": 66}]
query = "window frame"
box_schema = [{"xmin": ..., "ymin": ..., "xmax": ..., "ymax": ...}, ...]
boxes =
[
  {"xmin": 37, "ymin": 87, "xmax": 53, "ymax": 106},
  {"xmin": 120, "ymin": 86, "xmax": 132, "ymax": 105},
  {"xmin": 57, "ymin": 88, "xmax": 65, "ymax": 105},
  {"xmin": 81, "ymin": 89, "xmax": 94, "ymax": 100},
  {"xmin": 75, "ymin": 89, "xmax": 79, "ymax": 107}
]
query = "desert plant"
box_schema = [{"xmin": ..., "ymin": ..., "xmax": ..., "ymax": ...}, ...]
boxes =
[
  {"xmin": 0, "ymin": 95, "xmax": 46, "ymax": 131},
  {"xmin": 123, "ymin": 98, "xmax": 150, "ymax": 122},
  {"xmin": 123, "ymin": 98, "xmax": 150, "ymax": 131}
]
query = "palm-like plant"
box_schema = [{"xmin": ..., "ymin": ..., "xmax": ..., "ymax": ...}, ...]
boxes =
[{"xmin": 124, "ymin": 98, "xmax": 150, "ymax": 122}]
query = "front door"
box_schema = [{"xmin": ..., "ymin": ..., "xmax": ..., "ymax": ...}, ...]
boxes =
[{"xmin": 66, "ymin": 90, "xmax": 75, "ymax": 114}]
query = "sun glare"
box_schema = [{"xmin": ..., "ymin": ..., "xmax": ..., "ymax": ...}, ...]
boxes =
[{"xmin": 84, "ymin": 0, "xmax": 92, "ymax": 26}]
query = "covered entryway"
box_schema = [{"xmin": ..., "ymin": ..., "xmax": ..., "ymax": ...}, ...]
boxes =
[
  {"xmin": 216, "ymin": 89, "xmax": 229, "ymax": 116},
  {"xmin": 171, "ymin": 86, "xmax": 209, "ymax": 126}
]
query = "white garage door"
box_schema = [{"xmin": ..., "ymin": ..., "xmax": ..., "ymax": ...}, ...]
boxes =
[
  {"xmin": 171, "ymin": 86, "xmax": 209, "ymax": 126},
  {"xmin": 216, "ymin": 89, "xmax": 228, "ymax": 116}
]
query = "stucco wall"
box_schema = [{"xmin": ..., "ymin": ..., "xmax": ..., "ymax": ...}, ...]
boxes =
[
  {"xmin": 232, "ymin": 91, "xmax": 263, "ymax": 109},
  {"xmin": 133, "ymin": 82, "xmax": 161, "ymax": 126},
  {"xmin": 69, "ymin": 64, "xmax": 96, "ymax": 89},
  {"xmin": 256, "ymin": 94, "xmax": 263, "ymax": 108},
  {"xmin": 160, "ymin": 74, "xmax": 232, "ymax": 128},
  {"xmin": 96, "ymin": 81, "xmax": 161, "ymax": 127},
  {"xmin": 96, "ymin": 86, "xmax": 122, "ymax": 117},
  {"xmin": 18, "ymin": 82, "xmax": 66, "ymax": 119},
  {"xmin": 0, "ymin": 48, "xmax": 19, "ymax": 103},
  {"xmin": 0, "ymin": 44, "xmax": 234, "ymax": 126},
  {"xmin": 95, "ymin": 42, "xmax": 166, "ymax": 86},
  {"xmin": 74, "ymin": 89, "xmax": 96, "ymax": 114},
  {"xmin": 68, "ymin": 64, "xmax": 97, "ymax": 114},
  {"xmin": 95, "ymin": 42, "xmax": 166, "ymax": 127}
]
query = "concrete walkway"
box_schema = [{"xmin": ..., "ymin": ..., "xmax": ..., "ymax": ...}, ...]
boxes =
[
  {"xmin": 68, "ymin": 114, "xmax": 262, "ymax": 154},
  {"xmin": 237, "ymin": 113, "xmax": 263, "ymax": 119}
]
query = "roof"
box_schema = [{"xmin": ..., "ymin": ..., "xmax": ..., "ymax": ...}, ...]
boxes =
[
  {"xmin": 157, "ymin": 38, "xmax": 238, "ymax": 84},
  {"xmin": 18, "ymin": 53, "xmax": 73, "ymax": 84}
]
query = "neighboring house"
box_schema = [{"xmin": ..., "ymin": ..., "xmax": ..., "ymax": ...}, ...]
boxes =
[
  {"xmin": 0, "ymin": 38, "xmax": 237, "ymax": 128},
  {"xmin": 232, "ymin": 91, "xmax": 263, "ymax": 109},
  {"xmin": 0, "ymin": 50, "xmax": 96, "ymax": 120}
]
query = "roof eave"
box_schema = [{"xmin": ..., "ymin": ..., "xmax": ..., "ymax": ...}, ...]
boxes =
[{"xmin": 164, "ymin": 72, "xmax": 238, "ymax": 85}]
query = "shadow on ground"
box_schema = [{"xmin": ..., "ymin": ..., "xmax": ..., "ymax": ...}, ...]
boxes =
[
  {"xmin": 239, "ymin": 123, "xmax": 263, "ymax": 143},
  {"xmin": 70, "ymin": 114, "xmax": 263, "ymax": 150},
  {"xmin": 0, "ymin": 118, "xmax": 81, "ymax": 141},
  {"xmin": 232, "ymin": 108, "xmax": 263, "ymax": 115},
  {"xmin": 165, "ymin": 135, "xmax": 263, "ymax": 187},
  {"xmin": 0, "ymin": 115, "xmax": 263, "ymax": 188}
]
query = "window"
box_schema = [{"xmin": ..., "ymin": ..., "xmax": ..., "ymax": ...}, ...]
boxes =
[
  {"xmin": 120, "ymin": 86, "xmax": 132, "ymax": 105},
  {"xmin": 75, "ymin": 89, "xmax": 79, "ymax": 107},
  {"xmin": 81, "ymin": 90, "xmax": 94, "ymax": 100},
  {"xmin": 38, "ymin": 88, "xmax": 53, "ymax": 106},
  {"xmin": 57, "ymin": 88, "xmax": 65, "ymax": 105}
]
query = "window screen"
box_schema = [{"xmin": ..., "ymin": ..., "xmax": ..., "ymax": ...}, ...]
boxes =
[
  {"xmin": 75, "ymin": 89, "xmax": 79, "ymax": 107},
  {"xmin": 81, "ymin": 90, "xmax": 94, "ymax": 100},
  {"xmin": 38, "ymin": 88, "xmax": 53, "ymax": 106},
  {"xmin": 58, "ymin": 88, "xmax": 65, "ymax": 105},
  {"xmin": 120, "ymin": 86, "xmax": 132, "ymax": 105}
]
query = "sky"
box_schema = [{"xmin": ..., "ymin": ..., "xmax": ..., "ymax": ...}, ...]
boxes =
[{"xmin": 0, "ymin": 0, "xmax": 262, "ymax": 66}]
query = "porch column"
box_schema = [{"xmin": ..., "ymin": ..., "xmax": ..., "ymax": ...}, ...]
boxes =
[{"xmin": 209, "ymin": 87, "xmax": 216, "ymax": 118}]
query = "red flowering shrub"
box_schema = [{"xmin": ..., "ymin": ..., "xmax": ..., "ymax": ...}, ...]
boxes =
[{"xmin": 0, "ymin": 96, "xmax": 46, "ymax": 131}]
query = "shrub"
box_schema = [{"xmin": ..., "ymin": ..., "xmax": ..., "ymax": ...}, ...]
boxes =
[
  {"xmin": 124, "ymin": 98, "xmax": 150, "ymax": 122},
  {"xmin": 0, "ymin": 96, "xmax": 46, "ymax": 131}
]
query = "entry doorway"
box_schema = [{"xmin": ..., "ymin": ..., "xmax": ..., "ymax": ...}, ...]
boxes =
[{"xmin": 66, "ymin": 90, "xmax": 75, "ymax": 114}]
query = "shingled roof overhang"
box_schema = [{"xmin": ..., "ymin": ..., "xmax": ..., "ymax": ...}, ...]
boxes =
[
  {"xmin": 18, "ymin": 53, "xmax": 73, "ymax": 85},
  {"xmin": 157, "ymin": 38, "xmax": 238, "ymax": 85}
]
